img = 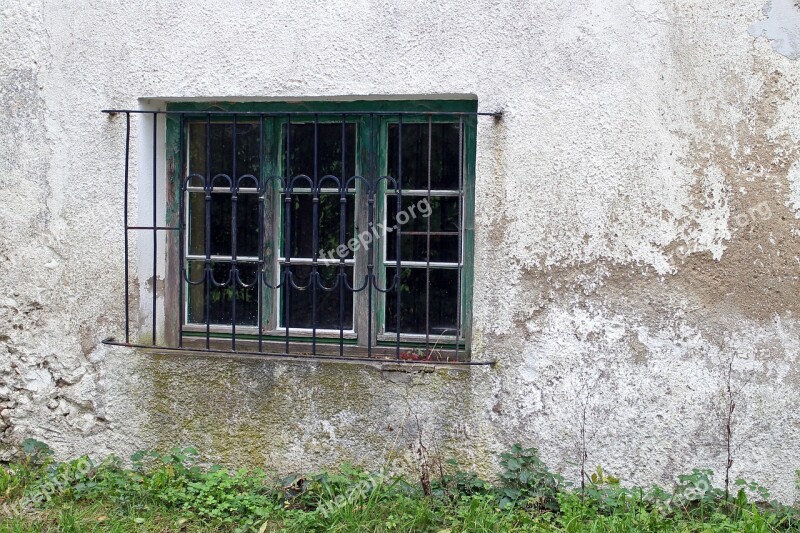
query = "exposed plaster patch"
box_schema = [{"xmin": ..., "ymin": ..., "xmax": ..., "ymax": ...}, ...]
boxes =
[
  {"xmin": 787, "ymin": 160, "xmax": 800, "ymax": 216},
  {"xmin": 677, "ymin": 165, "xmax": 731, "ymax": 261},
  {"xmin": 749, "ymin": 0, "xmax": 800, "ymax": 60}
]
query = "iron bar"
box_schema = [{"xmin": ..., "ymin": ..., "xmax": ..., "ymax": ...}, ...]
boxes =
[
  {"xmin": 284, "ymin": 115, "xmax": 292, "ymax": 354},
  {"xmin": 425, "ymin": 115, "xmax": 432, "ymax": 355},
  {"xmin": 123, "ymin": 112, "xmax": 130, "ymax": 344},
  {"xmin": 338, "ymin": 115, "xmax": 346, "ymax": 358},
  {"xmin": 367, "ymin": 113, "xmax": 375, "ymax": 357},
  {"xmin": 231, "ymin": 115, "xmax": 238, "ymax": 351},
  {"xmin": 257, "ymin": 114, "xmax": 265, "ymax": 352},
  {"xmin": 101, "ymin": 337, "xmax": 495, "ymax": 366},
  {"xmin": 311, "ymin": 115, "xmax": 319, "ymax": 355},
  {"xmin": 204, "ymin": 113, "xmax": 212, "ymax": 350},
  {"xmin": 395, "ymin": 115, "xmax": 402, "ymax": 359},
  {"xmin": 152, "ymin": 114, "xmax": 158, "ymax": 345},
  {"xmin": 103, "ymin": 109, "xmax": 501, "ymax": 117},
  {"xmin": 455, "ymin": 117, "xmax": 463, "ymax": 362},
  {"xmin": 178, "ymin": 115, "xmax": 186, "ymax": 349}
]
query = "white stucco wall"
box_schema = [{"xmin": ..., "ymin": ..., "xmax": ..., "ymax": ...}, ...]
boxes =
[{"xmin": 3, "ymin": 0, "xmax": 800, "ymax": 499}]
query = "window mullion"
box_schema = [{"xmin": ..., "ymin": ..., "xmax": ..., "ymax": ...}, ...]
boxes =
[{"xmin": 262, "ymin": 116, "xmax": 280, "ymax": 334}]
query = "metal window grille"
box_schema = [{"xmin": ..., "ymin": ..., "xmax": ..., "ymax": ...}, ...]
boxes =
[{"xmin": 101, "ymin": 108, "xmax": 498, "ymax": 366}]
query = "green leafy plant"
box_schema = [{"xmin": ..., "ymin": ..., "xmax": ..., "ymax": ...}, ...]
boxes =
[
  {"xmin": 497, "ymin": 443, "xmax": 566, "ymax": 510},
  {"xmin": 5, "ymin": 440, "xmax": 800, "ymax": 532},
  {"xmin": 21, "ymin": 438, "xmax": 53, "ymax": 465},
  {"xmin": 432, "ymin": 458, "xmax": 492, "ymax": 499}
]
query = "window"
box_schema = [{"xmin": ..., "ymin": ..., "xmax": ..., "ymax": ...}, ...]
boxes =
[{"xmin": 105, "ymin": 100, "xmax": 488, "ymax": 364}]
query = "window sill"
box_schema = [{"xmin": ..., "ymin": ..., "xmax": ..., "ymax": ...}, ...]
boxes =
[{"xmin": 101, "ymin": 337, "xmax": 495, "ymax": 368}]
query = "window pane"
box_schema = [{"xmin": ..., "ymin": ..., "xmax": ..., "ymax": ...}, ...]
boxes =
[
  {"xmin": 387, "ymin": 235, "xmax": 459, "ymax": 263},
  {"xmin": 386, "ymin": 195, "xmax": 460, "ymax": 262},
  {"xmin": 387, "ymin": 122, "xmax": 461, "ymax": 190},
  {"xmin": 187, "ymin": 261, "xmax": 259, "ymax": 326},
  {"xmin": 386, "ymin": 195, "xmax": 459, "ymax": 232},
  {"xmin": 281, "ymin": 192, "xmax": 355, "ymax": 259},
  {"xmin": 283, "ymin": 123, "xmax": 356, "ymax": 181},
  {"xmin": 187, "ymin": 192, "xmax": 260, "ymax": 257},
  {"xmin": 280, "ymin": 265, "xmax": 354, "ymax": 330},
  {"xmin": 386, "ymin": 194, "xmax": 458, "ymax": 233},
  {"xmin": 188, "ymin": 122, "xmax": 260, "ymax": 182},
  {"xmin": 385, "ymin": 267, "xmax": 458, "ymax": 335}
]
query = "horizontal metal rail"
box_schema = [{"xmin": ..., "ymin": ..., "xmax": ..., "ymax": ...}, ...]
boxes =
[
  {"xmin": 102, "ymin": 109, "xmax": 502, "ymax": 117},
  {"xmin": 102, "ymin": 338, "xmax": 495, "ymax": 366}
]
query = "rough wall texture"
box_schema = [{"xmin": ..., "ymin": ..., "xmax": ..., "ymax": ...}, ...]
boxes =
[{"xmin": 3, "ymin": 0, "xmax": 800, "ymax": 499}]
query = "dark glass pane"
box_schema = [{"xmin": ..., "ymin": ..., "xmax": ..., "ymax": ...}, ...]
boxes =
[
  {"xmin": 187, "ymin": 192, "xmax": 260, "ymax": 257},
  {"xmin": 187, "ymin": 122, "xmax": 260, "ymax": 183},
  {"xmin": 281, "ymin": 192, "xmax": 355, "ymax": 259},
  {"xmin": 187, "ymin": 261, "xmax": 259, "ymax": 326},
  {"xmin": 386, "ymin": 195, "xmax": 459, "ymax": 262},
  {"xmin": 386, "ymin": 195, "xmax": 459, "ymax": 232},
  {"xmin": 387, "ymin": 123, "xmax": 461, "ymax": 190},
  {"xmin": 387, "ymin": 235, "xmax": 459, "ymax": 263},
  {"xmin": 385, "ymin": 267, "xmax": 458, "ymax": 335},
  {"xmin": 283, "ymin": 123, "xmax": 356, "ymax": 181},
  {"xmin": 280, "ymin": 265, "xmax": 354, "ymax": 329}
]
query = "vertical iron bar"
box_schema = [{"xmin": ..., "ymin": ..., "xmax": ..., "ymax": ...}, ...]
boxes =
[
  {"xmin": 204, "ymin": 113, "xmax": 212, "ymax": 349},
  {"xmin": 455, "ymin": 117, "xmax": 463, "ymax": 362},
  {"xmin": 257, "ymin": 114, "xmax": 265, "ymax": 352},
  {"xmin": 231, "ymin": 115, "xmax": 238, "ymax": 351},
  {"xmin": 178, "ymin": 115, "xmax": 186, "ymax": 348},
  {"xmin": 367, "ymin": 113, "xmax": 374, "ymax": 357},
  {"xmin": 395, "ymin": 115, "xmax": 402, "ymax": 358},
  {"xmin": 284, "ymin": 115, "xmax": 292, "ymax": 353},
  {"xmin": 152, "ymin": 113, "xmax": 158, "ymax": 345},
  {"xmin": 338, "ymin": 115, "xmax": 346, "ymax": 358},
  {"xmin": 123, "ymin": 113, "xmax": 131, "ymax": 344},
  {"xmin": 311, "ymin": 114, "xmax": 319, "ymax": 355},
  {"xmin": 425, "ymin": 115, "xmax": 432, "ymax": 355}
]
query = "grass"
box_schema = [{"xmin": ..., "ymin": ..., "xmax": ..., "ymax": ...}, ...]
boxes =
[{"xmin": 0, "ymin": 440, "xmax": 799, "ymax": 532}]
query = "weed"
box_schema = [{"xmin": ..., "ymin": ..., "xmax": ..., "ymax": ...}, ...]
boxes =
[{"xmin": 1, "ymin": 441, "xmax": 800, "ymax": 532}]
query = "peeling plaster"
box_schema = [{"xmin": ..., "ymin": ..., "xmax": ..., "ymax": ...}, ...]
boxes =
[{"xmin": 749, "ymin": 0, "xmax": 800, "ymax": 60}]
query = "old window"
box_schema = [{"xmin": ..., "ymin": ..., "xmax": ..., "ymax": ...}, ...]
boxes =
[{"xmin": 104, "ymin": 100, "xmax": 493, "ymax": 365}]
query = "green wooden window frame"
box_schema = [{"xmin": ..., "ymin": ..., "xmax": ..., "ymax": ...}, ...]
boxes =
[{"xmin": 164, "ymin": 99, "xmax": 477, "ymax": 354}]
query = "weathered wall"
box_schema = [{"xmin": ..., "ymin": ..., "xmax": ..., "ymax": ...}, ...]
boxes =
[{"xmin": 3, "ymin": 0, "xmax": 800, "ymax": 499}]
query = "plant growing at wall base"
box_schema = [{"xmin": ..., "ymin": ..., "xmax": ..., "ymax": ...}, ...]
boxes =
[{"xmin": 498, "ymin": 444, "xmax": 566, "ymax": 511}]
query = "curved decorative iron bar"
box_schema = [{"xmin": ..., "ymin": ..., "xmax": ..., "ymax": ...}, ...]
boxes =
[
  {"xmin": 318, "ymin": 174, "xmax": 343, "ymax": 190},
  {"xmin": 376, "ymin": 174, "xmax": 399, "ymax": 191},
  {"xmin": 314, "ymin": 269, "xmax": 342, "ymax": 291},
  {"xmin": 372, "ymin": 272, "xmax": 400, "ymax": 293},
  {"xmin": 258, "ymin": 264, "xmax": 286, "ymax": 289},
  {"xmin": 236, "ymin": 174, "xmax": 259, "ymax": 190},
  {"xmin": 234, "ymin": 266, "xmax": 260, "ymax": 288},
  {"xmin": 343, "ymin": 272, "xmax": 371, "ymax": 292},
  {"xmin": 183, "ymin": 265, "xmax": 207, "ymax": 285},
  {"xmin": 260, "ymin": 174, "xmax": 286, "ymax": 193},
  {"xmin": 210, "ymin": 173, "xmax": 232, "ymax": 190},
  {"xmin": 287, "ymin": 268, "xmax": 314, "ymax": 291},
  {"xmin": 183, "ymin": 173, "xmax": 206, "ymax": 189},
  {"xmin": 345, "ymin": 174, "xmax": 371, "ymax": 193},
  {"xmin": 288, "ymin": 174, "xmax": 313, "ymax": 190},
  {"xmin": 208, "ymin": 264, "xmax": 233, "ymax": 287}
]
